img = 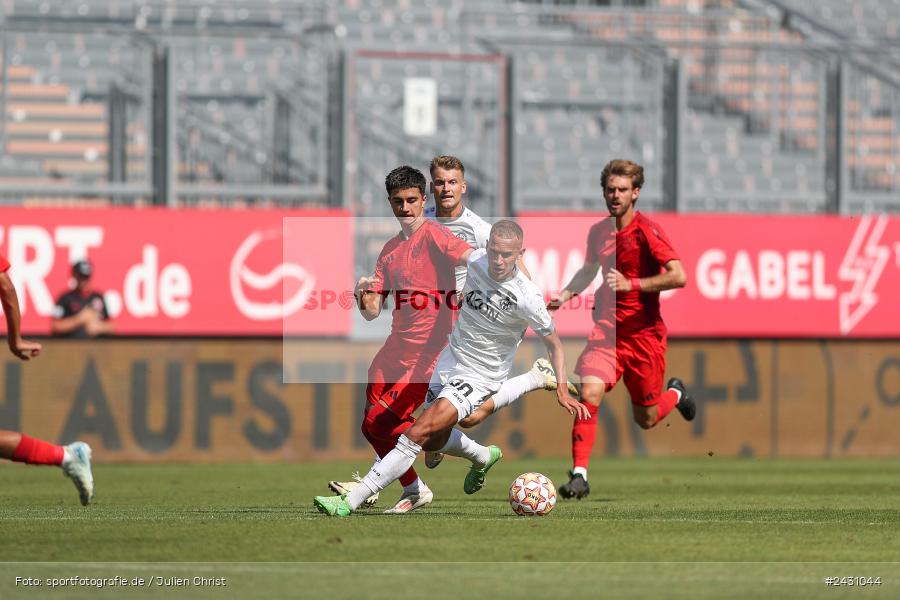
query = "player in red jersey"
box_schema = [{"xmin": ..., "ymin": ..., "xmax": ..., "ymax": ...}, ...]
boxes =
[
  {"xmin": 329, "ymin": 165, "xmax": 473, "ymax": 513},
  {"xmin": 0, "ymin": 254, "xmax": 94, "ymax": 505},
  {"xmin": 547, "ymin": 159, "xmax": 696, "ymax": 499}
]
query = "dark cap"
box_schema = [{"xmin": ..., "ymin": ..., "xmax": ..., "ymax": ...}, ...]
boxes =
[{"xmin": 72, "ymin": 260, "xmax": 93, "ymax": 278}]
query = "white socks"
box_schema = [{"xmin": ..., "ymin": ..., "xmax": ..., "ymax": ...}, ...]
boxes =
[
  {"xmin": 347, "ymin": 435, "xmax": 421, "ymax": 510},
  {"xmin": 438, "ymin": 428, "xmax": 491, "ymax": 467},
  {"xmin": 491, "ymin": 371, "xmax": 543, "ymax": 411},
  {"xmin": 573, "ymin": 466, "xmax": 588, "ymax": 481}
]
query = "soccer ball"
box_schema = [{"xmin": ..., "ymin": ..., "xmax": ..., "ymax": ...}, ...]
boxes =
[{"xmin": 508, "ymin": 472, "xmax": 557, "ymax": 516}]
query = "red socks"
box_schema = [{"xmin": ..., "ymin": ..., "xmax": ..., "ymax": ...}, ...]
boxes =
[
  {"xmin": 568, "ymin": 391, "xmax": 678, "ymax": 471},
  {"xmin": 654, "ymin": 389, "xmax": 679, "ymax": 425},
  {"xmin": 571, "ymin": 402, "xmax": 599, "ymax": 470},
  {"xmin": 12, "ymin": 434, "xmax": 64, "ymax": 466}
]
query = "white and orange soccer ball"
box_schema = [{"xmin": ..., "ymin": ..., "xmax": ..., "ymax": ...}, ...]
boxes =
[{"xmin": 508, "ymin": 472, "xmax": 557, "ymax": 516}]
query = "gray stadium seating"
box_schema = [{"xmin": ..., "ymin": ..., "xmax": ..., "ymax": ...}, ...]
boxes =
[{"xmin": 0, "ymin": 0, "xmax": 896, "ymax": 212}]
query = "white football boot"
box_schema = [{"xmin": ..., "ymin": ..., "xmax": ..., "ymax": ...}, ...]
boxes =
[
  {"xmin": 532, "ymin": 358, "xmax": 580, "ymax": 397},
  {"xmin": 383, "ymin": 485, "xmax": 433, "ymax": 514},
  {"xmin": 328, "ymin": 473, "xmax": 379, "ymax": 507},
  {"xmin": 62, "ymin": 442, "xmax": 94, "ymax": 506}
]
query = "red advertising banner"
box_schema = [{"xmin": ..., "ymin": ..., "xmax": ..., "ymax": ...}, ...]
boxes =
[
  {"xmin": 2, "ymin": 209, "xmax": 898, "ymax": 338},
  {"xmin": 519, "ymin": 213, "xmax": 900, "ymax": 338},
  {"xmin": 0, "ymin": 208, "xmax": 352, "ymax": 336}
]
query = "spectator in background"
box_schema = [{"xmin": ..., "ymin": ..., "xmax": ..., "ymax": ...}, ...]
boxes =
[{"xmin": 51, "ymin": 260, "xmax": 114, "ymax": 338}]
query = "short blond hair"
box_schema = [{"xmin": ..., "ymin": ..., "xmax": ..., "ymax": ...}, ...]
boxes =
[
  {"xmin": 601, "ymin": 159, "xmax": 644, "ymax": 190},
  {"xmin": 490, "ymin": 219, "xmax": 523, "ymax": 243},
  {"xmin": 430, "ymin": 155, "xmax": 466, "ymax": 177}
]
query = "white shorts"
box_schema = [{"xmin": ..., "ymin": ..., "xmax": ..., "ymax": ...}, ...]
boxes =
[{"xmin": 426, "ymin": 348, "xmax": 501, "ymax": 422}]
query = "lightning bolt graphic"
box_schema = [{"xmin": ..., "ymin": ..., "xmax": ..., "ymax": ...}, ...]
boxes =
[{"xmin": 838, "ymin": 215, "xmax": 890, "ymax": 334}]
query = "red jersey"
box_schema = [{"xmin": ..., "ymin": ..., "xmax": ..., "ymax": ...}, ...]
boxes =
[
  {"xmin": 371, "ymin": 220, "xmax": 470, "ymax": 358},
  {"xmin": 0, "ymin": 254, "xmax": 9, "ymax": 272},
  {"xmin": 586, "ymin": 212, "xmax": 678, "ymax": 337}
]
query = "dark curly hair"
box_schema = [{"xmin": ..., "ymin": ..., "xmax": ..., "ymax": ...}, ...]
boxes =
[{"xmin": 385, "ymin": 165, "xmax": 427, "ymax": 196}]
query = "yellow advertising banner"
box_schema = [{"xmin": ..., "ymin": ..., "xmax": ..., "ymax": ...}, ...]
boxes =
[{"xmin": 1, "ymin": 339, "xmax": 897, "ymax": 462}]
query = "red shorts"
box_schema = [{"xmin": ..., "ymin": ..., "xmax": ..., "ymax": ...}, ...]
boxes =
[
  {"xmin": 366, "ymin": 342, "xmax": 439, "ymax": 421},
  {"xmin": 365, "ymin": 380, "xmax": 430, "ymax": 422},
  {"xmin": 574, "ymin": 330, "xmax": 667, "ymax": 407}
]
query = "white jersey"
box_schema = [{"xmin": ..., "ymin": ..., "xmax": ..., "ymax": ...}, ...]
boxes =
[
  {"xmin": 425, "ymin": 204, "xmax": 492, "ymax": 291},
  {"xmin": 447, "ymin": 248, "xmax": 554, "ymax": 383}
]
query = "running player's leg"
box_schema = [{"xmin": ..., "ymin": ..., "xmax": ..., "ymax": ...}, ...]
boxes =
[
  {"xmin": 329, "ymin": 382, "xmax": 420, "ymax": 507},
  {"xmin": 332, "ymin": 397, "xmax": 460, "ymax": 514},
  {"xmin": 0, "ymin": 430, "xmax": 63, "ymax": 464},
  {"xmin": 457, "ymin": 357, "xmax": 577, "ymax": 428},
  {"xmin": 623, "ymin": 334, "xmax": 693, "ymax": 428},
  {"xmin": 361, "ymin": 401, "xmax": 435, "ymax": 513},
  {"xmin": 427, "ymin": 382, "xmax": 494, "ymax": 471},
  {"xmin": 422, "ymin": 377, "xmax": 503, "ymax": 494},
  {"xmin": 560, "ymin": 341, "xmax": 618, "ymax": 499},
  {"xmin": 458, "ymin": 400, "xmax": 494, "ymax": 428},
  {"xmin": 364, "ymin": 383, "xmax": 438, "ymax": 513},
  {"xmin": 558, "ymin": 378, "xmax": 606, "ymax": 499},
  {"xmin": 360, "ymin": 402, "xmax": 418, "ymax": 484},
  {"xmin": 0, "ymin": 430, "xmax": 94, "ymax": 505}
]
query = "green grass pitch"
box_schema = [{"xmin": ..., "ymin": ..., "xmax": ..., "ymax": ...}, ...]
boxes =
[{"xmin": 1, "ymin": 458, "xmax": 899, "ymax": 599}]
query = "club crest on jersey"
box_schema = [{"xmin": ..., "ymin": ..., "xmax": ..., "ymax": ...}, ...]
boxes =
[{"xmin": 494, "ymin": 292, "xmax": 515, "ymax": 311}]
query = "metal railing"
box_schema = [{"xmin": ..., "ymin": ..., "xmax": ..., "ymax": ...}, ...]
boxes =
[{"xmin": 1, "ymin": 0, "xmax": 897, "ymax": 213}]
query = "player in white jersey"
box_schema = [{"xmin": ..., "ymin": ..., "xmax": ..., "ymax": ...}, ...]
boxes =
[
  {"xmin": 329, "ymin": 156, "xmax": 572, "ymax": 508},
  {"xmin": 314, "ymin": 221, "xmax": 590, "ymax": 517},
  {"xmin": 426, "ymin": 155, "xmax": 492, "ymax": 292},
  {"xmin": 424, "ymin": 202, "xmax": 489, "ymax": 291},
  {"xmin": 423, "ymin": 156, "xmax": 577, "ymax": 468}
]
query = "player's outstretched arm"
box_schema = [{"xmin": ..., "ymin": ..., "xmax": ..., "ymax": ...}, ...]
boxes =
[
  {"xmin": 354, "ymin": 275, "xmax": 384, "ymax": 321},
  {"xmin": 547, "ymin": 261, "xmax": 600, "ymax": 311},
  {"xmin": 540, "ymin": 329, "xmax": 590, "ymax": 420},
  {"xmin": 455, "ymin": 247, "xmax": 474, "ymax": 267},
  {"xmin": 0, "ymin": 272, "xmax": 42, "ymax": 360},
  {"xmin": 606, "ymin": 259, "xmax": 687, "ymax": 293}
]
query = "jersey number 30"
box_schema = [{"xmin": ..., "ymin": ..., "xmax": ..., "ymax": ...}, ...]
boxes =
[{"xmin": 448, "ymin": 379, "xmax": 473, "ymax": 397}]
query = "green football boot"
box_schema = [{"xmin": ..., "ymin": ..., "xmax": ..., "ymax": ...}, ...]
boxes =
[
  {"xmin": 464, "ymin": 445, "xmax": 503, "ymax": 495},
  {"xmin": 314, "ymin": 494, "xmax": 352, "ymax": 517}
]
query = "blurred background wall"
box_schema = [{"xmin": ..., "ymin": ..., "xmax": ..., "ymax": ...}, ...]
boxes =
[{"xmin": 0, "ymin": 0, "xmax": 897, "ymax": 460}]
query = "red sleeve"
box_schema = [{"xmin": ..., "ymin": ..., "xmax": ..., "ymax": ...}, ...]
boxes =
[
  {"xmin": 0, "ymin": 254, "xmax": 9, "ymax": 273},
  {"xmin": 642, "ymin": 220, "xmax": 678, "ymax": 266},
  {"xmin": 430, "ymin": 223, "xmax": 470, "ymax": 265},
  {"xmin": 370, "ymin": 246, "xmax": 390, "ymax": 294}
]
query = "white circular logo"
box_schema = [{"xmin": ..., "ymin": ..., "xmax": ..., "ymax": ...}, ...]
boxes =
[{"xmin": 230, "ymin": 230, "xmax": 315, "ymax": 321}]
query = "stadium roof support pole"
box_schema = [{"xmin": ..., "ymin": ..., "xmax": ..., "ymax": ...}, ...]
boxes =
[
  {"xmin": 330, "ymin": 49, "xmax": 346, "ymax": 209},
  {"xmin": 108, "ymin": 84, "xmax": 127, "ymax": 185},
  {"xmin": 271, "ymin": 91, "xmax": 291, "ymax": 185},
  {"xmin": 825, "ymin": 59, "xmax": 847, "ymax": 215},
  {"xmin": 663, "ymin": 58, "xmax": 686, "ymax": 212},
  {"xmin": 504, "ymin": 53, "xmax": 514, "ymax": 218},
  {"xmin": 340, "ymin": 50, "xmax": 352, "ymax": 210},
  {"xmin": 151, "ymin": 45, "xmax": 176, "ymax": 207},
  {"xmin": 0, "ymin": 31, "xmax": 7, "ymax": 155}
]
